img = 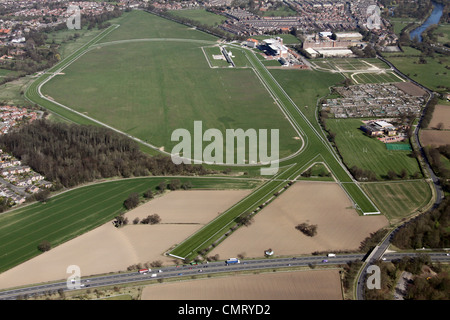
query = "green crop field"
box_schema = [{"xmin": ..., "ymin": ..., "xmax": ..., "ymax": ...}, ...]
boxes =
[
  {"xmin": 362, "ymin": 180, "xmax": 433, "ymax": 222},
  {"xmin": 0, "ymin": 177, "xmax": 260, "ymax": 273},
  {"xmin": 325, "ymin": 118, "xmax": 422, "ymax": 179}
]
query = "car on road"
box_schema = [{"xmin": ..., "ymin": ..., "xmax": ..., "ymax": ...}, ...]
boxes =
[{"xmin": 322, "ymin": 259, "xmax": 328, "ymax": 263}]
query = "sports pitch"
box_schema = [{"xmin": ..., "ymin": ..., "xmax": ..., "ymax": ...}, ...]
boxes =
[{"xmin": 325, "ymin": 118, "xmax": 422, "ymax": 179}]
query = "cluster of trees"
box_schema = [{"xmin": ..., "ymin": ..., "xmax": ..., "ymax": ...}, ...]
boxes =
[
  {"xmin": 349, "ymin": 165, "xmax": 377, "ymax": 181},
  {"xmin": 127, "ymin": 260, "xmax": 163, "ymax": 272},
  {"xmin": 235, "ymin": 212, "xmax": 254, "ymax": 227},
  {"xmin": 363, "ymin": 254, "xmax": 449, "ymax": 300},
  {"xmin": 424, "ymin": 144, "xmax": 450, "ymax": 184},
  {"xmin": 295, "ymin": 222, "xmax": 318, "ymax": 237},
  {"xmin": 392, "ymin": 197, "xmax": 449, "ymax": 249},
  {"xmin": 0, "ymin": 197, "xmax": 13, "ymax": 213},
  {"xmin": 301, "ymin": 167, "xmax": 331, "ymax": 178},
  {"xmin": 0, "ymin": 7, "xmax": 123, "ymax": 85},
  {"xmin": 421, "ymin": 96, "xmax": 439, "ymax": 128},
  {"xmin": 138, "ymin": 214, "xmax": 161, "ymax": 225},
  {"xmin": 0, "ymin": 120, "xmax": 212, "ymax": 189},
  {"xmin": 406, "ymin": 267, "xmax": 450, "ymax": 299},
  {"xmin": 83, "ymin": 7, "xmax": 123, "ymax": 30},
  {"xmin": 114, "ymin": 214, "xmax": 128, "ymax": 228},
  {"xmin": 350, "ymin": 44, "xmax": 377, "ymax": 58},
  {"xmin": 0, "ymin": 30, "xmax": 60, "ymax": 76},
  {"xmin": 389, "ymin": 0, "xmax": 433, "ymax": 19},
  {"xmin": 37, "ymin": 240, "xmax": 52, "ymax": 252},
  {"xmin": 123, "ymin": 193, "xmax": 140, "ymax": 210},
  {"xmin": 342, "ymin": 260, "xmax": 363, "ymax": 292}
]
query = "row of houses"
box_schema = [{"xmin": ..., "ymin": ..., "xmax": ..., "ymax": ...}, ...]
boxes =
[
  {"xmin": 0, "ymin": 186, "xmax": 25, "ymax": 205},
  {"xmin": 0, "ymin": 148, "xmax": 52, "ymax": 204},
  {"xmin": 0, "ymin": 105, "xmax": 39, "ymax": 135}
]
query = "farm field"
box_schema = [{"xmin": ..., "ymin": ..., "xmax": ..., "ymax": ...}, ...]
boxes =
[
  {"xmin": 141, "ymin": 269, "xmax": 343, "ymax": 300},
  {"xmin": 210, "ymin": 181, "xmax": 388, "ymax": 259},
  {"xmin": 325, "ymin": 118, "xmax": 422, "ymax": 179},
  {"xmin": 361, "ymin": 180, "xmax": 433, "ymax": 223},
  {"xmin": 0, "ymin": 177, "xmax": 259, "ymax": 275},
  {"xmin": 428, "ymin": 104, "xmax": 450, "ymax": 130},
  {"xmin": 420, "ymin": 129, "xmax": 450, "ymax": 146},
  {"xmin": 0, "ymin": 188, "xmax": 251, "ymax": 289}
]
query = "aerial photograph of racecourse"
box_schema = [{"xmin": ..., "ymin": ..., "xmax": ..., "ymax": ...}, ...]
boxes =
[{"xmin": 0, "ymin": 0, "xmax": 448, "ymax": 305}]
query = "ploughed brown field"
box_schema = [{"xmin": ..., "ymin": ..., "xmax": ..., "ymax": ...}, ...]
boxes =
[
  {"xmin": 428, "ymin": 104, "xmax": 450, "ymax": 130},
  {"xmin": 0, "ymin": 190, "xmax": 250, "ymax": 290},
  {"xmin": 393, "ymin": 82, "xmax": 427, "ymax": 97},
  {"xmin": 420, "ymin": 130, "xmax": 450, "ymax": 147},
  {"xmin": 141, "ymin": 269, "xmax": 343, "ymax": 300},
  {"xmin": 210, "ymin": 181, "xmax": 388, "ymax": 258}
]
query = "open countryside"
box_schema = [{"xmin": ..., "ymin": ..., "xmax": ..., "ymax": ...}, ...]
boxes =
[{"xmin": 0, "ymin": 0, "xmax": 448, "ymax": 304}]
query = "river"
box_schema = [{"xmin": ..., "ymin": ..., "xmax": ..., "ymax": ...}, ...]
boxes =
[{"xmin": 409, "ymin": 1, "xmax": 444, "ymax": 42}]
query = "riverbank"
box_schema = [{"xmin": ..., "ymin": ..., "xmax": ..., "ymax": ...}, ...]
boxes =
[{"xmin": 409, "ymin": 1, "xmax": 444, "ymax": 42}]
